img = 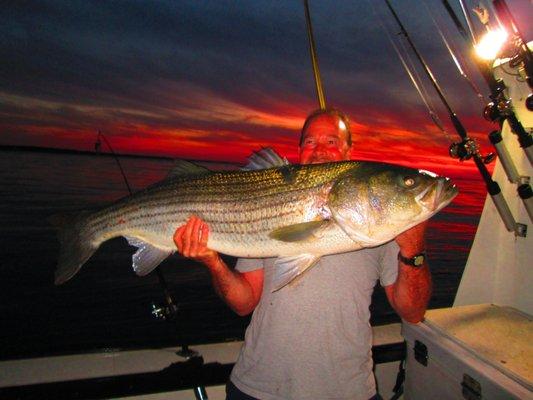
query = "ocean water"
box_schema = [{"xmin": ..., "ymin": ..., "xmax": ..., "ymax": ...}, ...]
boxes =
[{"xmin": 0, "ymin": 149, "xmax": 485, "ymax": 359}]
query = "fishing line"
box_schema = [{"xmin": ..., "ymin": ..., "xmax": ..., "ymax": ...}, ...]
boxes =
[
  {"xmin": 95, "ymin": 130, "xmax": 133, "ymax": 195},
  {"xmin": 397, "ymin": 36, "xmax": 437, "ymax": 118},
  {"xmin": 422, "ymin": 0, "xmax": 486, "ymax": 105},
  {"xmin": 368, "ymin": 0, "xmax": 452, "ymax": 141}
]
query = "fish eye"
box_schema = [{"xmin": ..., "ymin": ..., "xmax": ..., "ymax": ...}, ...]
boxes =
[{"xmin": 403, "ymin": 176, "xmax": 416, "ymax": 187}]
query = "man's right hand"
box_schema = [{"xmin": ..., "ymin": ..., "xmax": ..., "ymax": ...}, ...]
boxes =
[
  {"xmin": 173, "ymin": 215, "xmax": 220, "ymax": 268},
  {"xmin": 173, "ymin": 215, "xmax": 263, "ymax": 316}
]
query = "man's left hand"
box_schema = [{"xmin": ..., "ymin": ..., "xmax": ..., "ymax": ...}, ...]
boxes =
[{"xmin": 395, "ymin": 221, "xmax": 428, "ymax": 258}]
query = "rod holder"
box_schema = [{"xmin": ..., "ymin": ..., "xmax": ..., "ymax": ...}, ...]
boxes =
[
  {"xmin": 488, "ymin": 185, "xmax": 527, "ymax": 237},
  {"xmin": 489, "ymin": 130, "xmax": 520, "ymax": 183},
  {"xmin": 518, "ymin": 183, "xmax": 533, "ymax": 223}
]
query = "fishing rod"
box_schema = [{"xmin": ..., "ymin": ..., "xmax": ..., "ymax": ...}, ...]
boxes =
[
  {"xmin": 441, "ymin": 1, "xmax": 532, "ymax": 164},
  {"xmin": 424, "ymin": 1, "xmax": 486, "ymax": 105},
  {"xmin": 441, "ymin": 0, "xmax": 470, "ymax": 42},
  {"xmin": 371, "ymin": 0, "xmax": 452, "ymax": 141},
  {"xmin": 95, "ymin": 130, "xmax": 133, "ymax": 195},
  {"xmin": 383, "ymin": 0, "xmax": 525, "ymax": 236},
  {"xmin": 303, "ymin": 0, "xmax": 327, "ymax": 110},
  {"xmin": 95, "ymin": 130, "xmax": 202, "ymax": 365},
  {"xmin": 457, "ymin": 0, "xmax": 478, "ymax": 45},
  {"xmin": 440, "ymin": 1, "xmax": 533, "ymax": 223}
]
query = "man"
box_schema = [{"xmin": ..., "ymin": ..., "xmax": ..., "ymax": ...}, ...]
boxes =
[{"xmin": 173, "ymin": 109, "xmax": 431, "ymax": 400}]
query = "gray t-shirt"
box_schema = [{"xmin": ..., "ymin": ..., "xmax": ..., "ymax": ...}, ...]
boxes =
[{"xmin": 230, "ymin": 241, "xmax": 400, "ymax": 400}]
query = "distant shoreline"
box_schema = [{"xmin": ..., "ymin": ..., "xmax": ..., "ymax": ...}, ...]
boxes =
[
  {"xmin": 0, "ymin": 144, "xmax": 173, "ymax": 160},
  {"xmin": 0, "ymin": 145, "xmax": 239, "ymax": 167}
]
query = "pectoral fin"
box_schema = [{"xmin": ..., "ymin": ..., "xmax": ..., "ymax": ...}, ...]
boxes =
[
  {"xmin": 125, "ymin": 237, "xmax": 174, "ymax": 276},
  {"xmin": 272, "ymin": 254, "xmax": 320, "ymax": 291},
  {"xmin": 330, "ymin": 209, "xmax": 382, "ymax": 246},
  {"xmin": 269, "ymin": 220, "xmax": 331, "ymax": 242}
]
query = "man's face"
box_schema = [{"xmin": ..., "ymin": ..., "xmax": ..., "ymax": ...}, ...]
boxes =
[{"xmin": 299, "ymin": 114, "xmax": 352, "ymax": 164}]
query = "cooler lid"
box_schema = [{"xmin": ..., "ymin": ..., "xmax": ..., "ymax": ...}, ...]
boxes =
[{"xmin": 422, "ymin": 304, "xmax": 532, "ymax": 387}]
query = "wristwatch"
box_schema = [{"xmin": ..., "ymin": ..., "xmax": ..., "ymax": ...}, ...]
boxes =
[{"xmin": 398, "ymin": 251, "xmax": 426, "ymax": 267}]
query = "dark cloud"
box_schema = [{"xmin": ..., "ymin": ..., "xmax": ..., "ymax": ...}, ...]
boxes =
[{"xmin": 0, "ymin": 0, "xmax": 529, "ymax": 161}]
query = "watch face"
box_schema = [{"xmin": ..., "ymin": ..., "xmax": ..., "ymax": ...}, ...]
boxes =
[{"xmin": 414, "ymin": 255, "xmax": 424, "ymax": 266}]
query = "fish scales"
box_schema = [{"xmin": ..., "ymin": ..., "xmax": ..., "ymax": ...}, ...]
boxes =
[{"xmin": 88, "ymin": 163, "xmax": 352, "ymax": 243}]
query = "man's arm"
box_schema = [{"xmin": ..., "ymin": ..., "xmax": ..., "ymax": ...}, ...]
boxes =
[
  {"xmin": 384, "ymin": 221, "xmax": 432, "ymax": 324},
  {"xmin": 173, "ymin": 215, "xmax": 263, "ymax": 316}
]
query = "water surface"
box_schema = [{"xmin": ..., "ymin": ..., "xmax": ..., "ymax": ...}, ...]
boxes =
[{"xmin": 0, "ymin": 148, "xmax": 484, "ymax": 359}]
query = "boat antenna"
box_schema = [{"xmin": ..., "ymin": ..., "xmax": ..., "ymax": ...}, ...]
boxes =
[
  {"xmin": 383, "ymin": 0, "xmax": 525, "ymax": 236},
  {"xmin": 303, "ymin": 0, "xmax": 326, "ymax": 110}
]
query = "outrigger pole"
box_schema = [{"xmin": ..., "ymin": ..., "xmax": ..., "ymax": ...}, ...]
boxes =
[
  {"xmin": 303, "ymin": 0, "xmax": 327, "ymax": 110},
  {"xmin": 382, "ymin": 0, "xmax": 525, "ymax": 235}
]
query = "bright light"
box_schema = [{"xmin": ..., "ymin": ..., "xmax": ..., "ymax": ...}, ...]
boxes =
[
  {"xmin": 338, "ymin": 120, "xmax": 346, "ymax": 131},
  {"xmin": 475, "ymin": 28, "xmax": 508, "ymax": 60}
]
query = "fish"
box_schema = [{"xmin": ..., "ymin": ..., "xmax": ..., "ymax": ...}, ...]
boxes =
[{"xmin": 52, "ymin": 148, "xmax": 458, "ymax": 290}]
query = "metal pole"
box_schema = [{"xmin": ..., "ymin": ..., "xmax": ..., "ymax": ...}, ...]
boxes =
[{"xmin": 303, "ymin": 0, "xmax": 326, "ymax": 110}]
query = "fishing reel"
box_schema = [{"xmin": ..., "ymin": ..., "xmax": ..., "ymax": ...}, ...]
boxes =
[
  {"xmin": 483, "ymin": 98, "xmax": 514, "ymax": 122},
  {"xmin": 151, "ymin": 300, "xmax": 178, "ymax": 321},
  {"xmin": 449, "ymin": 138, "xmax": 495, "ymax": 164}
]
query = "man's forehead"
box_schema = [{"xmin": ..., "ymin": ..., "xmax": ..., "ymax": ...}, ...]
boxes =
[{"xmin": 304, "ymin": 114, "xmax": 345, "ymax": 135}]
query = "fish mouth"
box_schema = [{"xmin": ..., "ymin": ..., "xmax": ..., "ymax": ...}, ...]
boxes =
[{"xmin": 415, "ymin": 177, "xmax": 458, "ymax": 211}]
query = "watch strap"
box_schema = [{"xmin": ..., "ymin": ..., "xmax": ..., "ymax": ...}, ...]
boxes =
[{"xmin": 398, "ymin": 251, "xmax": 426, "ymax": 267}]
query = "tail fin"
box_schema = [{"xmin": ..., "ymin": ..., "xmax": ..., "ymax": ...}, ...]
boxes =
[{"xmin": 49, "ymin": 211, "xmax": 98, "ymax": 285}]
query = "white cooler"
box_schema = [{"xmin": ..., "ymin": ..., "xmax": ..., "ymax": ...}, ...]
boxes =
[{"xmin": 402, "ymin": 304, "xmax": 532, "ymax": 400}]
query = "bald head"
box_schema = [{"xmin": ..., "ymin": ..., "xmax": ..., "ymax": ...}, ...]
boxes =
[
  {"xmin": 298, "ymin": 109, "xmax": 352, "ymax": 164},
  {"xmin": 299, "ymin": 109, "xmax": 352, "ymax": 147}
]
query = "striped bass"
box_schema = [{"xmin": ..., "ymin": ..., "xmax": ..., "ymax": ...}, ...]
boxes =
[{"xmin": 53, "ymin": 149, "xmax": 457, "ymax": 290}]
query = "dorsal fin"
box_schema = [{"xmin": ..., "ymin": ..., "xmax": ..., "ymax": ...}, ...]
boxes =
[
  {"xmin": 242, "ymin": 147, "xmax": 289, "ymax": 171},
  {"xmin": 167, "ymin": 160, "xmax": 211, "ymax": 179}
]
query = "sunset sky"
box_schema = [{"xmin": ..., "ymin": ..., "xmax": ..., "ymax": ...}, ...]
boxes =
[{"xmin": 1, "ymin": 0, "xmax": 531, "ymax": 172}]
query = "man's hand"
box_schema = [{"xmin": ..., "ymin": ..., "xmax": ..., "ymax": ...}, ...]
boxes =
[
  {"xmin": 386, "ymin": 220, "xmax": 431, "ymax": 323},
  {"xmin": 173, "ymin": 215, "xmax": 220, "ymax": 267},
  {"xmin": 173, "ymin": 215, "xmax": 263, "ymax": 316},
  {"xmin": 395, "ymin": 221, "xmax": 428, "ymax": 257}
]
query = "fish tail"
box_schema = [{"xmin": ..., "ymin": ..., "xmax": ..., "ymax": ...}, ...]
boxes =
[{"xmin": 49, "ymin": 211, "xmax": 98, "ymax": 285}]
